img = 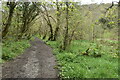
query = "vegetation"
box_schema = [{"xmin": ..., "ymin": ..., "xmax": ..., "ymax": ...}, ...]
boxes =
[
  {"xmin": 1, "ymin": 0, "xmax": 119, "ymax": 78},
  {"xmin": 1, "ymin": 39, "xmax": 30, "ymax": 63},
  {"xmin": 47, "ymin": 39, "xmax": 118, "ymax": 78}
]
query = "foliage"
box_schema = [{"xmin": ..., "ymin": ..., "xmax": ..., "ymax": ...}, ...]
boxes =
[
  {"xmin": 2, "ymin": 2, "xmax": 118, "ymax": 46},
  {"xmin": 47, "ymin": 40, "xmax": 118, "ymax": 78},
  {"xmin": 1, "ymin": 1, "xmax": 119, "ymax": 78},
  {"xmin": 99, "ymin": 18, "xmax": 108, "ymax": 24}
]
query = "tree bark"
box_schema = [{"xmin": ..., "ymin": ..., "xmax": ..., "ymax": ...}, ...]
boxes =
[
  {"xmin": 42, "ymin": 5, "xmax": 54, "ymax": 41},
  {"xmin": 2, "ymin": 2, "xmax": 16, "ymax": 38},
  {"xmin": 53, "ymin": 0, "xmax": 61, "ymax": 41},
  {"xmin": 18, "ymin": 2, "xmax": 39, "ymax": 39},
  {"xmin": 63, "ymin": 2, "xmax": 69, "ymax": 50}
]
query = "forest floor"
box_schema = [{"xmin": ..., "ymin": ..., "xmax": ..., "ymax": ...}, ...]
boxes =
[{"xmin": 2, "ymin": 38, "xmax": 58, "ymax": 78}]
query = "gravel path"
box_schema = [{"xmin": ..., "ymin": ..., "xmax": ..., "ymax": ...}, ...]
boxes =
[{"xmin": 2, "ymin": 38, "xmax": 58, "ymax": 78}]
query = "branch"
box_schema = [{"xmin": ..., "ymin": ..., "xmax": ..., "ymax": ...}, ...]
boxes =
[
  {"xmin": 105, "ymin": 1, "xmax": 118, "ymax": 13},
  {"xmin": 106, "ymin": 2, "xmax": 114, "ymax": 11},
  {"xmin": 49, "ymin": 16, "xmax": 56, "ymax": 23}
]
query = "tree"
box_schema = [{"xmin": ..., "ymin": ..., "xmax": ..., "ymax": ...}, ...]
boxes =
[
  {"xmin": 62, "ymin": 2, "xmax": 69, "ymax": 50},
  {"xmin": 42, "ymin": 4, "xmax": 54, "ymax": 40},
  {"xmin": 53, "ymin": 0, "xmax": 61, "ymax": 41},
  {"xmin": 2, "ymin": 1, "xmax": 17, "ymax": 38},
  {"xmin": 18, "ymin": 2, "xmax": 40, "ymax": 39},
  {"xmin": 34, "ymin": 2, "xmax": 55, "ymax": 40}
]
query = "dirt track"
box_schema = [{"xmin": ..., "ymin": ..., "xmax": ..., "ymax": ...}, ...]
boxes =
[{"xmin": 2, "ymin": 38, "xmax": 58, "ymax": 78}]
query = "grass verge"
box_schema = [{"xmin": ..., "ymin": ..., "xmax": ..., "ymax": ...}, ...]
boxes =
[
  {"xmin": 1, "ymin": 39, "xmax": 30, "ymax": 63},
  {"xmin": 47, "ymin": 40, "xmax": 118, "ymax": 78}
]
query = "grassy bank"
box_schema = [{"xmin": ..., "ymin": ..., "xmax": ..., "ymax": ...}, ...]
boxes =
[
  {"xmin": 1, "ymin": 39, "xmax": 30, "ymax": 63},
  {"xmin": 47, "ymin": 40, "xmax": 118, "ymax": 78}
]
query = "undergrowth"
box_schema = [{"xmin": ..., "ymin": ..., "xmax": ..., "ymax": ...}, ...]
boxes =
[
  {"xmin": 1, "ymin": 39, "xmax": 30, "ymax": 63},
  {"xmin": 47, "ymin": 40, "xmax": 118, "ymax": 78}
]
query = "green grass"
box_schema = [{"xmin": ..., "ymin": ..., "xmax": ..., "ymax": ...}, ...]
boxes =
[
  {"xmin": 47, "ymin": 40, "xmax": 118, "ymax": 78},
  {"xmin": 1, "ymin": 39, "xmax": 30, "ymax": 63}
]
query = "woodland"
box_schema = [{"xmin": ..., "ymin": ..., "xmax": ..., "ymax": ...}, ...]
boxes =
[{"xmin": 1, "ymin": 0, "xmax": 119, "ymax": 78}]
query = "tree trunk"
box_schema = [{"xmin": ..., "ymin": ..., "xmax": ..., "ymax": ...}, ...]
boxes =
[
  {"xmin": 53, "ymin": 0, "xmax": 61, "ymax": 41},
  {"xmin": 2, "ymin": 2, "xmax": 16, "ymax": 38},
  {"xmin": 46, "ymin": 12, "xmax": 54, "ymax": 41},
  {"xmin": 118, "ymin": 1, "xmax": 120, "ymax": 51},
  {"xmin": 17, "ymin": 3, "xmax": 28, "ymax": 39},
  {"xmin": 41, "ymin": 4, "xmax": 54, "ymax": 41},
  {"xmin": 48, "ymin": 23, "xmax": 54, "ymax": 40},
  {"xmin": 92, "ymin": 26, "xmax": 95, "ymax": 42},
  {"xmin": 63, "ymin": 2, "xmax": 69, "ymax": 50}
]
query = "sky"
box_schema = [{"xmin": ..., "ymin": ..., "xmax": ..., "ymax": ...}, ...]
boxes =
[
  {"xmin": 0, "ymin": 0, "xmax": 119, "ymax": 4},
  {"xmin": 80, "ymin": 0, "xmax": 119, "ymax": 4}
]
